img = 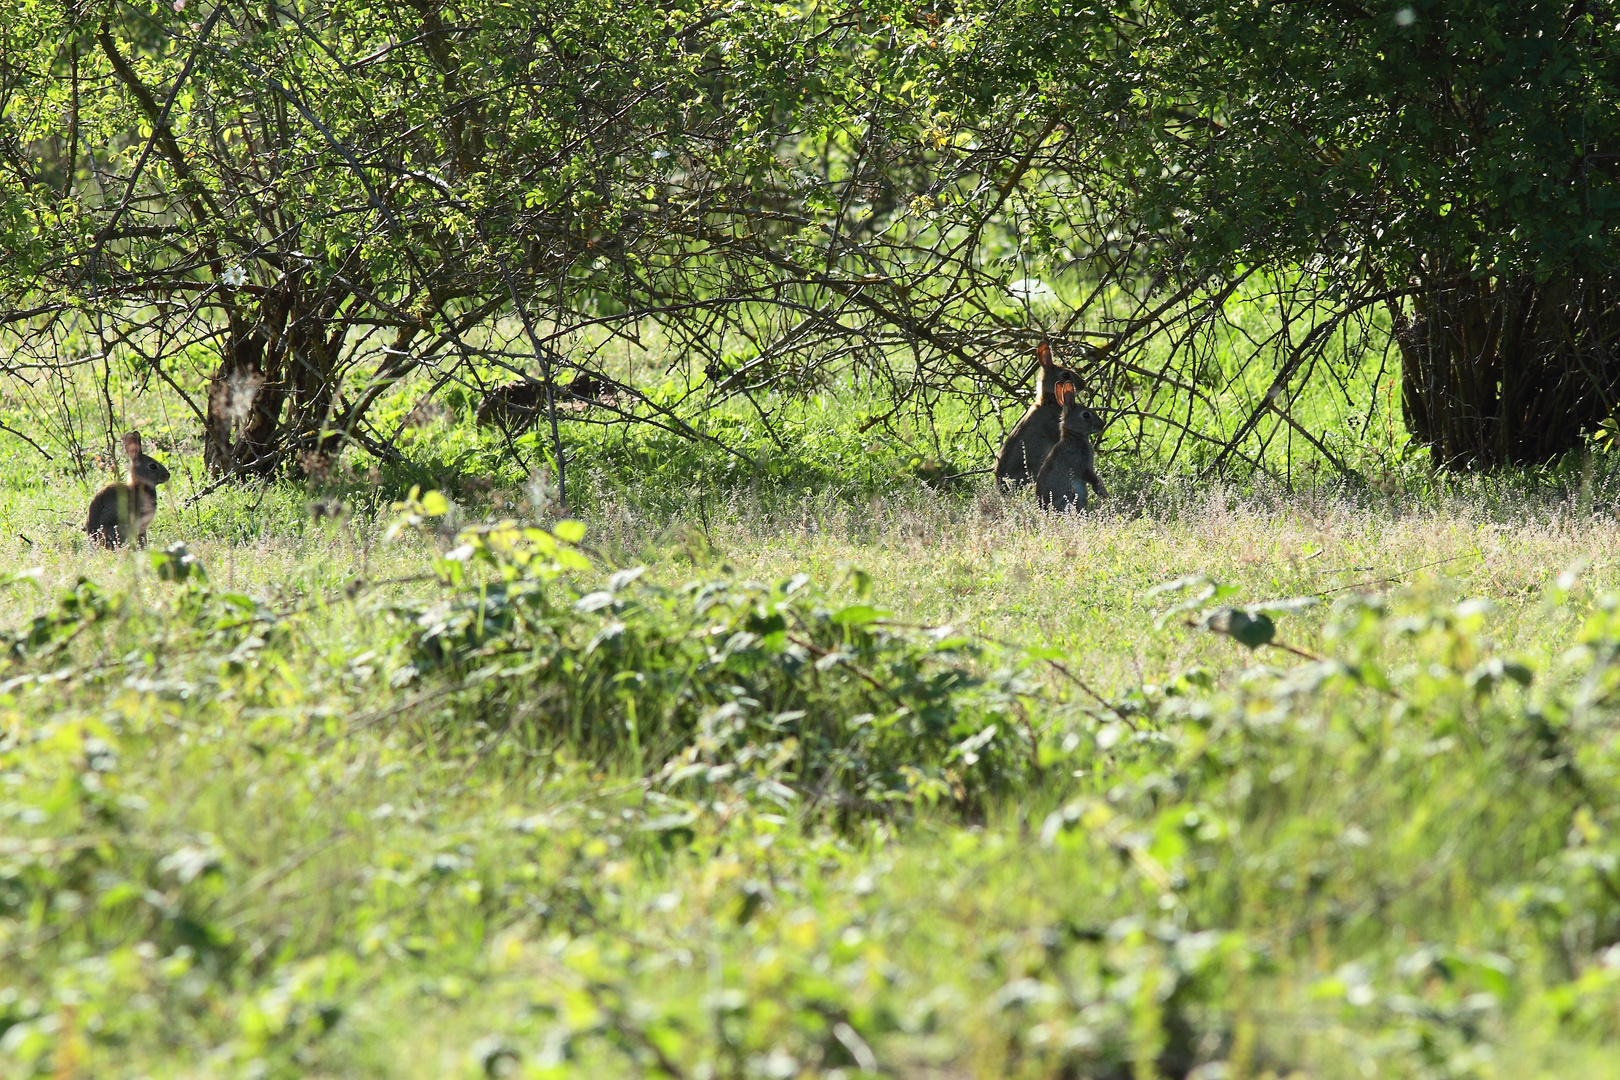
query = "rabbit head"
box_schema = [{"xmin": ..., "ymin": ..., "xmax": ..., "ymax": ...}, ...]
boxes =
[
  {"xmin": 1033, "ymin": 341, "xmax": 1082, "ymax": 408},
  {"xmin": 1061, "ymin": 400, "xmax": 1106, "ymax": 439},
  {"xmin": 123, "ymin": 431, "xmax": 171, "ymax": 487}
]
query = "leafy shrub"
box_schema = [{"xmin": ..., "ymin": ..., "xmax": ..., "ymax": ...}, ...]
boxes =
[{"xmin": 389, "ymin": 494, "xmax": 1037, "ymax": 813}]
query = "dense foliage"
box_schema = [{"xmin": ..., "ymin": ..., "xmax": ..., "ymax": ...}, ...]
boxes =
[
  {"xmin": 4, "ymin": 0, "xmax": 889, "ymax": 477},
  {"xmin": 389, "ymin": 491, "xmax": 1036, "ymax": 810},
  {"xmin": 6, "ymin": 1, "xmax": 1619, "ymax": 478},
  {"xmin": 958, "ymin": 0, "xmax": 1620, "ymax": 467},
  {"xmin": 6, "ymin": 499, "xmax": 1620, "ymax": 1075},
  {"xmin": 1, "ymin": 0, "xmax": 1069, "ymax": 486}
]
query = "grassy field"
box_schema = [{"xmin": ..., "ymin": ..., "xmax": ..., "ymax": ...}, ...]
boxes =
[{"xmin": 8, "ymin": 353, "xmax": 1620, "ymax": 1079}]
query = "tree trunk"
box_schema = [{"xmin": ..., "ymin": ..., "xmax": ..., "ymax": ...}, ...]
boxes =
[
  {"xmin": 280, "ymin": 281, "xmax": 345, "ymax": 467},
  {"xmin": 1393, "ymin": 275, "xmax": 1620, "ymax": 469},
  {"xmin": 204, "ymin": 289, "xmax": 290, "ymax": 477},
  {"xmin": 204, "ymin": 277, "xmax": 354, "ymax": 478}
]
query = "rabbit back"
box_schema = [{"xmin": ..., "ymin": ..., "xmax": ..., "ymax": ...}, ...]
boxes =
[
  {"xmin": 86, "ymin": 483, "xmax": 133, "ymax": 547},
  {"xmin": 995, "ymin": 400, "xmax": 1063, "ymax": 488},
  {"xmin": 85, "ymin": 481, "xmax": 159, "ymax": 547}
]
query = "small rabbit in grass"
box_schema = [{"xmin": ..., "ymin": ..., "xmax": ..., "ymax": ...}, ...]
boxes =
[
  {"xmin": 994, "ymin": 341, "xmax": 1084, "ymax": 490},
  {"xmin": 85, "ymin": 431, "xmax": 171, "ymax": 548},
  {"xmin": 1035, "ymin": 387, "xmax": 1108, "ymax": 513}
]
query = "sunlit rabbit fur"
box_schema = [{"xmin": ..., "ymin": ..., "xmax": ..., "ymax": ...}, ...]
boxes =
[
  {"xmin": 994, "ymin": 341, "xmax": 1085, "ymax": 490},
  {"xmin": 85, "ymin": 431, "xmax": 171, "ymax": 548}
]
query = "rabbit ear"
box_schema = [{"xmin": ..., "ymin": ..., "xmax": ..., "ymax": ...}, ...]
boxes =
[
  {"xmin": 1037, "ymin": 341, "xmax": 1053, "ymax": 371},
  {"xmin": 122, "ymin": 431, "xmax": 143, "ymax": 457}
]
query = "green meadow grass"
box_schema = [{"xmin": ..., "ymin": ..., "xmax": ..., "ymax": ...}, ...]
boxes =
[{"xmin": 8, "ymin": 325, "xmax": 1620, "ymax": 1077}]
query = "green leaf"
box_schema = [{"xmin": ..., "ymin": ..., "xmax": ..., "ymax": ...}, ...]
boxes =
[
  {"xmin": 554, "ymin": 519, "xmax": 587, "ymax": 543},
  {"xmin": 1208, "ymin": 608, "xmax": 1274, "ymax": 650},
  {"xmin": 831, "ymin": 604, "xmax": 886, "ymax": 626},
  {"xmin": 151, "ymin": 542, "xmax": 206, "ymax": 584}
]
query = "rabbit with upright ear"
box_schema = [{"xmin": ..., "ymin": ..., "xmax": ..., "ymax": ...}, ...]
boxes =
[
  {"xmin": 1035, "ymin": 388, "xmax": 1109, "ymax": 513},
  {"xmin": 994, "ymin": 341, "xmax": 1084, "ymax": 490},
  {"xmin": 86, "ymin": 431, "xmax": 171, "ymax": 548}
]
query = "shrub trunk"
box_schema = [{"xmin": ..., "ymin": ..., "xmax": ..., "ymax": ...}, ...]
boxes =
[
  {"xmin": 1393, "ymin": 274, "xmax": 1620, "ymax": 469},
  {"xmin": 204, "ymin": 276, "xmax": 350, "ymax": 478}
]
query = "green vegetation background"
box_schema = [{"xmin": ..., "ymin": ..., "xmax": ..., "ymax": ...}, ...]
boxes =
[{"xmin": 8, "ymin": 322, "xmax": 1620, "ymax": 1079}]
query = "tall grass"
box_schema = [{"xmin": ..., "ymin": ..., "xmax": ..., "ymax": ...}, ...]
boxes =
[{"xmin": 8, "ymin": 314, "xmax": 1620, "ymax": 1076}]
